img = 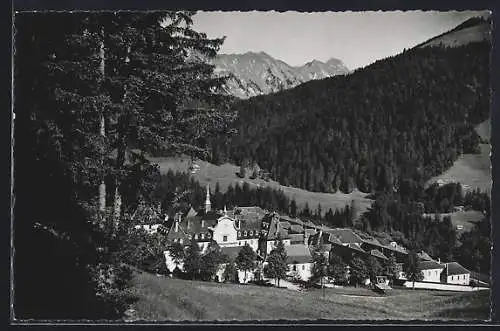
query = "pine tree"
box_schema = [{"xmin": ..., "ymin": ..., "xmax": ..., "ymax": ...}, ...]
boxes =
[
  {"xmin": 169, "ymin": 242, "xmax": 185, "ymax": 271},
  {"xmin": 236, "ymin": 243, "xmax": 257, "ymax": 283},
  {"xmin": 405, "ymin": 249, "xmax": 424, "ymax": 289},
  {"xmin": 349, "ymin": 257, "xmax": 369, "ymax": 287},
  {"xmin": 366, "ymin": 256, "xmax": 383, "ymax": 284},
  {"xmin": 184, "ymin": 239, "xmax": 202, "ymax": 280},
  {"xmin": 14, "ymin": 11, "xmax": 235, "ymax": 318},
  {"xmin": 223, "ymin": 259, "xmax": 238, "ymax": 283},
  {"xmin": 311, "ymin": 247, "xmax": 328, "ymax": 292},
  {"xmin": 328, "ymin": 252, "xmax": 347, "ymax": 285},
  {"xmin": 383, "ymin": 254, "xmax": 399, "ymax": 283},
  {"xmin": 264, "ymin": 236, "xmax": 288, "ymax": 287}
]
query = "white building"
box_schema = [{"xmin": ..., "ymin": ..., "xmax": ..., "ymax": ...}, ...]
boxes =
[
  {"xmin": 444, "ymin": 262, "xmax": 470, "ymax": 285},
  {"xmin": 419, "ymin": 260, "xmax": 445, "ymax": 283},
  {"xmin": 285, "ymin": 244, "xmax": 314, "ymax": 281}
]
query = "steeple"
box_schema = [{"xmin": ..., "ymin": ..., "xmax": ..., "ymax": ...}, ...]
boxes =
[{"xmin": 205, "ymin": 184, "xmax": 211, "ymax": 213}]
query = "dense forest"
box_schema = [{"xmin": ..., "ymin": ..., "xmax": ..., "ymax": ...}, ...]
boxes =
[{"xmin": 212, "ymin": 40, "xmax": 490, "ymax": 194}]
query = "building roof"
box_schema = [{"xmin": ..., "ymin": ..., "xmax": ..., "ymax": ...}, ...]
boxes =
[
  {"xmin": 266, "ymin": 214, "xmax": 290, "ymax": 240},
  {"xmin": 417, "ymin": 251, "xmax": 434, "ymax": 261},
  {"xmin": 327, "ymin": 233, "xmax": 343, "ymax": 246},
  {"xmin": 347, "ymin": 243, "xmax": 366, "ymax": 254},
  {"xmin": 285, "ymin": 244, "xmax": 313, "ymax": 264},
  {"xmin": 419, "ymin": 260, "xmax": 444, "ymax": 270},
  {"xmin": 328, "ymin": 228, "xmax": 364, "ymax": 245},
  {"xmin": 362, "ymin": 237, "xmax": 382, "ymax": 247},
  {"xmin": 279, "ymin": 221, "xmax": 291, "ymax": 229},
  {"xmin": 289, "ymin": 224, "xmax": 304, "ymax": 233},
  {"xmin": 370, "ymin": 249, "xmax": 389, "ymax": 260},
  {"xmin": 446, "ymin": 262, "xmax": 470, "ymax": 276},
  {"xmin": 289, "ymin": 233, "xmax": 305, "ymax": 244}
]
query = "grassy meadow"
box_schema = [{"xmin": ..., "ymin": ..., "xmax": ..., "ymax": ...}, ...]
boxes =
[
  {"xmin": 127, "ymin": 272, "xmax": 490, "ymax": 322},
  {"xmin": 426, "ymin": 120, "xmax": 491, "ymax": 194},
  {"xmin": 149, "ymin": 155, "xmax": 373, "ymax": 216}
]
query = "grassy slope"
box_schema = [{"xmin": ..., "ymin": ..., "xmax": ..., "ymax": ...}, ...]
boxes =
[
  {"xmin": 418, "ymin": 22, "xmax": 491, "ymax": 49},
  {"xmin": 426, "ymin": 120, "xmax": 491, "ymax": 194},
  {"xmin": 150, "ymin": 155, "xmax": 373, "ymax": 215},
  {"xmin": 129, "ymin": 272, "xmax": 490, "ymax": 322},
  {"xmin": 423, "ymin": 210, "xmax": 485, "ymax": 234}
]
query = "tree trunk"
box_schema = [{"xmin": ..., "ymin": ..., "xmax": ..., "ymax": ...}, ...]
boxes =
[
  {"xmin": 112, "ymin": 45, "xmax": 130, "ymax": 232},
  {"xmin": 98, "ymin": 27, "xmax": 106, "ymax": 221}
]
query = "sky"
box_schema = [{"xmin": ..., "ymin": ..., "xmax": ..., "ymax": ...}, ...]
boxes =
[{"xmin": 192, "ymin": 10, "xmax": 490, "ymax": 70}]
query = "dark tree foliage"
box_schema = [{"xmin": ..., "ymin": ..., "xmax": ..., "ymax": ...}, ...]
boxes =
[
  {"xmin": 184, "ymin": 239, "xmax": 202, "ymax": 280},
  {"xmin": 14, "ymin": 11, "xmax": 232, "ymax": 319},
  {"xmin": 405, "ymin": 249, "xmax": 424, "ymax": 289},
  {"xmin": 454, "ymin": 216, "xmax": 490, "ymax": 274},
  {"xmin": 263, "ymin": 236, "xmax": 288, "ymax": 287},
  {"xmin": 216, "ymin": 42, "xmax": 490, "ymax": 195},
  {"xmin": 349, "ymin": 257, "xmax": 369, "ymax": 286},
  {"xmin": 328, "ymin": 253, "xmax": 348, "ymax": 285},
  {"xmin": 236, "ymin": 243, "xmax": 257, "ymax": 283}
]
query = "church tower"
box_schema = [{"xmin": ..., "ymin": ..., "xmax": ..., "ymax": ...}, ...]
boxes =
[{"xmin": 205, "ymin": 184, "xmax": 211, "ymax": 213}]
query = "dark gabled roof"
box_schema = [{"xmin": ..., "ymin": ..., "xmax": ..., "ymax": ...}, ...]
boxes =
[
  {"xmin": 279, "ymin": 221, "xmax": 291, "ymax": 229},
  {"xmin": 266, "ymin": 214, "xmax": 290, "ymax": 240},
  {"xmin": 418, "ymin": 251, "xmax": 434, "ymax": 261},
  {"xmin": 446, "ymin": 262, "xmax": 470, "ymax": 275},
  {"xmin": 419, "ymin": 260, "xmax": 444, "ymax": 270},
  {"xmin": 328, "ymin": 229, "xmax": 364, "ymax": 245},
  {"xmin": 285, "ymin": 244, "xmax": 313, "ymax": 264},
  {"xmin": 362, "ymin": 237, "xmax": 382, "ymax": 247},
  {"xmin": 347, "ymin": 243, "xmax": 366, "ymax": 254},
  {"xmin": 165, "ymin": 222, "xmax": 191, "ymax": 244},
  {"xmin": 305, "ymin": 228, "xmax": 317, "ymax": 236},
  {"xmin": 289, "ymin": 224, "xmax": 304, "ymax": 233},
  {"xmin": 370, "ymin": 249, "xmax": 388, "ymax": 260},
  {"xmin": 289, "ymin": 233, "xmax": 305, "ymax": 244},
  {"xmin": 327, "ymin": 233, "xmax": 343, "ymax": 246}
]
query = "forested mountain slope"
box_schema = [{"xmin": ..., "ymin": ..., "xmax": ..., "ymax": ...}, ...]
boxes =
[{"xmin": 213, "ymin": 40, "xmax": 490, "ymax": 194}]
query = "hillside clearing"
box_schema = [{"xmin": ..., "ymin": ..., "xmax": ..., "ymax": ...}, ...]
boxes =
[
  {"xmin": 423, "ymin": 210, "xmax": 485, "ymax": 234},
  {"xmin": 426, "ymin": 120, "xmax": 491, "ymax": 194},
  {"xmin": 150, "ymin": 155, "xmax": 373, "ymax": 215},
  {"xmin": 128, "ymin": 272, "xmax": 490, "ymax": 322}
]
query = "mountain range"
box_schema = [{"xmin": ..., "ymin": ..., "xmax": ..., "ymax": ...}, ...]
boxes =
[{"xmin": 212, "ymin": 52, "xmax": 349, "ymax": 99}]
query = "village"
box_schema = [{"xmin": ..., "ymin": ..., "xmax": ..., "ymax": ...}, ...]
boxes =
[{"xmin": 133, "ymin": 184, "xmax": 488, "ymax": 293}]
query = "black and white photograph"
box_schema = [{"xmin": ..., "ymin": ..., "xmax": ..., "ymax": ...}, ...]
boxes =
[{"xmin": 12, "ymin": 8, "xmax": 492, "ymax": 322}]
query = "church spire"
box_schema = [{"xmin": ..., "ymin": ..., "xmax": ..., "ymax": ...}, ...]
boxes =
[{"xmin": 205, "ymin": 183, "xmax": 211, "ymax": 213}]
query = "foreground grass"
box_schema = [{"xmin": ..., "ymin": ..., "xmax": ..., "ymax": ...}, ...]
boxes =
[
  {"xmin": 128, "ymin": 272, "xmax": 490, "ymax": 322},
  {"xmin": 149, "ymin": 155, "xmax": 373, "ymax": 216}
]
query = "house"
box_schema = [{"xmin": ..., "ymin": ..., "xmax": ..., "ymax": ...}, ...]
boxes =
[
  {"xmin": 261, "ymin": 212, "xmax": 291, "ymax": 255},
  {"xmin": 285, "ymin": 244, "xmax": 314, "ymax": 281},
  {"xmin": 419, "ymin": 260, "xmax": 445, "ymax": 283},
  {"xmin": 443, "ymin": 262, "xmax": 470, "ymax": 285}
]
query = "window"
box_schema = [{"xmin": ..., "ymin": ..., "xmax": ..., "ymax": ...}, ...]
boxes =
[
  {"xmin": 302, "ymin": 265, "xmax": 305, "ymax": 270},
  {"xmin": 244, "ymin": 231, "xmax": 247, "ymax": 237},
  {"xmin": 249, "ymin": 230, "xmax": 253, "ymax": 236},
  {"xmin": 179, "ymin": 239, "xmax": 183, "ymax": 244},
  {"xmin": 200, "ymin": 233, "xmax": 204, "ymax": 240},
  {"xmin": 238, "ymin": 231, "xmax": 241, "ymax": 237},
  {"xmin": 451, "ymin": 276, "xmax": 454, "ymax": 280},
  {"xmin": 223, "ymin": 235, "xmax": 228, "ymax": 242},
  {"xmin": 194, "ymin": 234, "xmax": 198, "ymax": 240},
  {"xmin": 207, "ymin": 233, "xmax": 211, "ymax": 239}
]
